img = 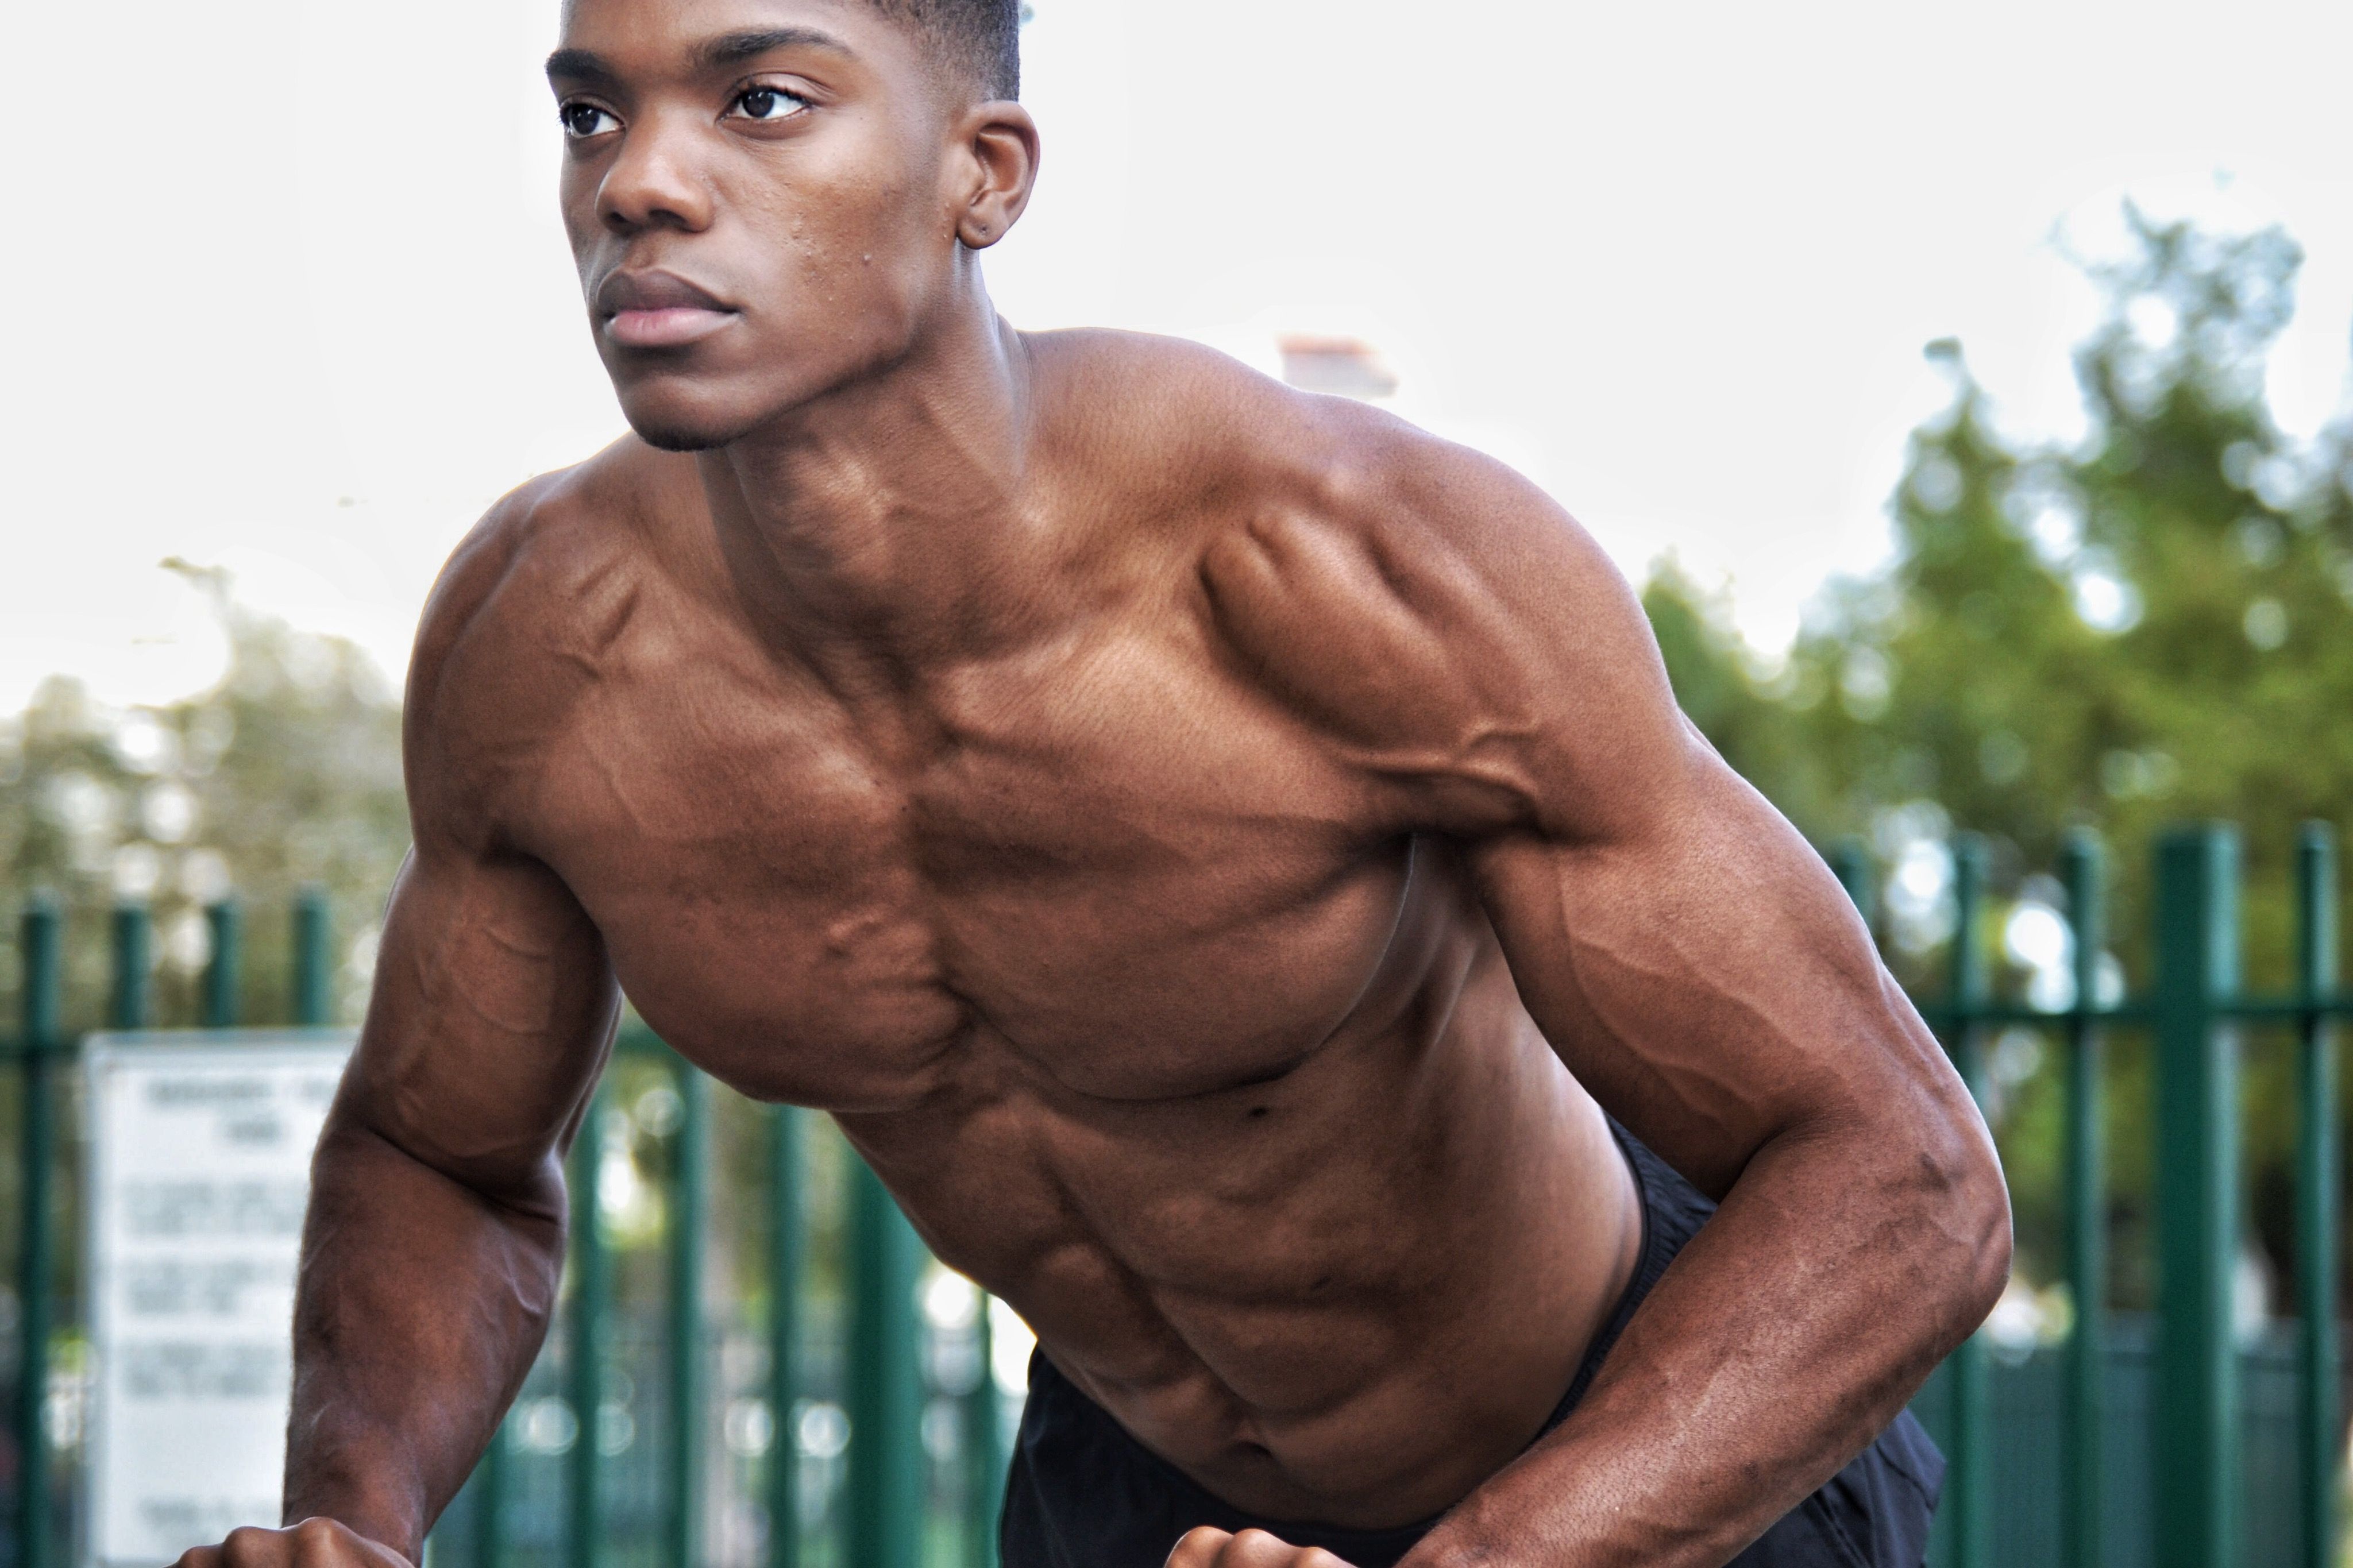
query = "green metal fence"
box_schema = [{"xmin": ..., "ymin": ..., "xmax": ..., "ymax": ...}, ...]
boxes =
[
  {"xmin": 485, "ymin": 1029, "xmax": 1001, "ymax": 1568},
  {"xmin": 1831, "ymin": 824, "xmax": 2348, "ymax": 1568},
  {"xmin": 3, "ymin": 820, "xmax": 2348, "ymax": 1568},
  {"xmin": 2, "ymin": 889, "xmax": 1010, "ymax": 1568}
]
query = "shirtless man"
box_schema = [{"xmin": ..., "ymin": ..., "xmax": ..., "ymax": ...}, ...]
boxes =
[{"xmin": 174, "ymin": 2, "xmax": 2008, "ymax": 1566}]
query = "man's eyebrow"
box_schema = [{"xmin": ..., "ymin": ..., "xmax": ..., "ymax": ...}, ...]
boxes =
[
  {"xmin": 694, "ymin": 27, "xmax": 855, "ymax": 73},
  {"xmin": 543, "ymin": 28, "xmax": 853, "ymax": 91},
  {"xmin": 545, "ymin": 48, "xmax": 619, "ymax": 87}
]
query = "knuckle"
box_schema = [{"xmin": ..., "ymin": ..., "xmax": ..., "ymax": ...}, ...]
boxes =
[
  {"xmin": 1166, "ymin": 1526, "xmax": 1232, "ymax": 1568},
  {"xmin": 219, "ymin": 1527, "xmax": 284, "ymax": 1567},
  {"xmin": 1229, "ymin": 1530, "xmax": 1287, "ymax": 1566},
  {"xmin": 284, "ymin": 1517, "xmax": 366, "ymax": 1568},
  {"xmin": 1226, "ymin": 1529, "xmax": 1316, "ymax": 1568}
]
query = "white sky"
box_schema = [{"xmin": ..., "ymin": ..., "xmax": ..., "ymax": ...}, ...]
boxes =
[{"xmin": 7, "ymin": 0, "xmax": 2351, "ymax": 715}]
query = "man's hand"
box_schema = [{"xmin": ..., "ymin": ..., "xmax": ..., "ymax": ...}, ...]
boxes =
[
  {"xmin": 1166, "ymin": 1527, "xmax": 1356, "ymax": 1568},
  {"xmin": 172, "ymin": 1519, "xmax": 414, "ymax": 1568}
]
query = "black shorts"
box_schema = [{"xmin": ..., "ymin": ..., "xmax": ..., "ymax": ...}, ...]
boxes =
[{"xmin": 1001, "ymin": 1121, "xmax": 1944, "ymax": 1568}]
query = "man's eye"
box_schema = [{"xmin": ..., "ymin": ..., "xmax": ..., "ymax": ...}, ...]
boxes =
[
  {"xmin": 728, "ymin": 87, "xmax": 809, "ymax": 123},
  {"xmin": 559, "ymin": 103, "xmax": 620, "ymax": 138}
]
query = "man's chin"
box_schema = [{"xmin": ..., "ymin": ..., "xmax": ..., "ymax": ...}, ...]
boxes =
[
  {"xmin": 630, "ymin": 420, "xmax": 732, "ymax": 454},
  {"xmin": 616, "ymin": 389, "xmax": 769, "ymax": 453}
]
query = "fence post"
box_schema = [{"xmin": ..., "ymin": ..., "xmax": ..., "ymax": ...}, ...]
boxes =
[
  {"xmin": 1829, "ymin": 837, "xmax": 1876, "ymax": 936},
  {"xmin": 1943, "ymin": 835, "xmax": 1991, "ymax": 1568},
  {"xmin": 568, "ymin": 1093, "xmax": 611, "ymax": 1568},
  {"xmin": 293, "ymin": 887, "xmax": 333, "ymax": 1027},
  {"xmin": 768, "ymin": 1108, "xmax": 805, "ymax": 1568},
  {"xmin": 203, "ymin": 898, "xmax": 243, "ymax": 1028},
  {"xmin": 2154, "ymin": 825, "xmax": 2240, "ymax": 1568},
  {"xmin": 2294, "ymin": 823, "xmax": 2337, "ymax": 1568},
  {"xmin": 472, "ymin": 1418, "xmax": 510, "ymax": 1568},
  {"xmin": 2059, "ymin": 829, "xmax": 2106, "ymax": 1568},
  {"xmin": 965, "ymin": 1298, "xmax": 1004, "ymax": 1568},
  {"xmin": 668, "ymin": 1063, "xmax": 712, "ymax": 1568},
  {"xmin": 848, "ymin": 1160, "xmax": 924, "ymax": 1568},
  {"xmin": 110, "ymin": 903, "xmax": 153, "ymax": 1030},
  {"xmin": 14, "ymin": 898, "xmax": 62, "ymax": 1568}
]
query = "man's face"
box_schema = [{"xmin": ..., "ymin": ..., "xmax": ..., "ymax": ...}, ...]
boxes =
[{"xmin": 549, "ymin": 0, "xmax": 964, "ymax": 450}]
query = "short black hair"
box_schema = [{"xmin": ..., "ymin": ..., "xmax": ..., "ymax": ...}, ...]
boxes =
[{"xmin": 870, "ymin": 0, "xmax": 1022, "ymax": 99}]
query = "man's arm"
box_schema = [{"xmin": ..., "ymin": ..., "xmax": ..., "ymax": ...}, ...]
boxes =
[
  {"xmin": 279, "ymin": 843, "xmax": 616, "ymax": 1561},
  {"xmin": 1191, "ymin": 410, "xmax": 2011, "ymax": 1568},
  {"xmin": 1430, "ymin": 747, "xmax": 2002, "ymax": 1568},
  {"xmin": 176, "ymin": 503, "xmax": 622, "ymax": 1568}
]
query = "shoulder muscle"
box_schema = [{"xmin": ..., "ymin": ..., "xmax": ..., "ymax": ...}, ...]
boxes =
[
  {"xmin": 1198, "ymin": 410, "xmax": 1692, "ymax": 840},
  {"xmin": 403, "ymin": 441, "xmax": 674, "ymax": 854}
]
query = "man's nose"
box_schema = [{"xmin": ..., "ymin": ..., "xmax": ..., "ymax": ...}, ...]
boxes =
[{"xmin": 598, "ymin": 114, "xmax": 716, "ymax": 234}]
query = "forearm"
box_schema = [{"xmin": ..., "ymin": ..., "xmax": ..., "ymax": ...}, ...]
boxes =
[
  {"xmin": 1408, "ymin": 1110, "xmax": 2007, "ymax": 1568},
  {"xmin": 284, "ymin": 1118, "xmax": 568, "ymax": 1559}
]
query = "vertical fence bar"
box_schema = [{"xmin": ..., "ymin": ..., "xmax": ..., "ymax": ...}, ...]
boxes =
[
  {"xmin": 1829, "ymin": 837, "xmax": 1876, "ymax": 936},
  {"xmin": 1942, "ymin": 835, "xmax": 1992, "ymax": 1568},
  {"xmin": 294, "ymin": 887, "xmax": 333, "ymax": 1027},
  {"xmin": 472, "ymin": 1418, "xmax": 510, "ymax": 1568},
  {"xmin": 110, "ymin": 903, "xmax": 152, "ymax": 1030},
  {"xmin": 2154, "ymin": 825, "xmax": 2240, "ymax": 1568},
  {"xmin": 2295, "ymin": 823, "xmax": 2338, "ymax": 1568},
  {"xmin": 203, "ymin": 898, "xmax": 243, "ymax": 1029},
  {"xmin": 568, "ymin": 1093, "xmax": 610, "ymax": 1568},
  {"xmin": 964, "ymin": 1298, "xmax": 1004, "ymax": 1568},
  {"xmin": 668, "ymin": 1063, "xmax": 712, "ymax": 1568},
  {"xmin": 848, "ymin": 1161, "xmax": 923, "ymax": 1568},
  {"xmin": 14, "ymin": 898, "xmax": 62, "ymax": 1568},
  {"xmin": 2060, "ymin": 830, "xmax": 2107, "ymax": 1568},
  {"xmin": 768, "ymin": 1108, "xmax": 805, "ymax": 1568}
]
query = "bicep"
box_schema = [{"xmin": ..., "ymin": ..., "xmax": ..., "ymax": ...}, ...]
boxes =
[
  {"xmin": 1348, "ymin": 453, "xmax": 1965, "ymax": 1195},
  {"xmin": 1472, "ymin": 741, "xmax": 1964, "ymax": 1199},
  {"xmin": 1202, "ymin": 414, "xmax": 1972, "ymax": 1195},
  {"xmin": 338, "ymin": 839, "xmax": 619, "ymax": 1210},
  {"xmin": 341, "ymin": 479, "xmax": 620, "ymax": 1206}
]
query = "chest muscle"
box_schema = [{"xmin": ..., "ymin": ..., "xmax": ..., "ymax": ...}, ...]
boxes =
[{"xmin": 529, "ymin": 639, "xmax": 1410, "ymax": 1106}]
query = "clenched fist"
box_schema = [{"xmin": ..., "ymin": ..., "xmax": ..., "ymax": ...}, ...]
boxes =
[
  {"xmin": 172, "ymin": 1518, "xmax": 413, "ymax": 1568},
  {"xmin": 1165, "ymin": 1527, "xmax": 1360, "ymax": 1568}
]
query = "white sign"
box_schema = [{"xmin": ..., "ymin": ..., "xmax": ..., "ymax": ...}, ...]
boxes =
[{"xmin": 84, "ymin": 1032, "xmax": 354, "ymax": 1568}]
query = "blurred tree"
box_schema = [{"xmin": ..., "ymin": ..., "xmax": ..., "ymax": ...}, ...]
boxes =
[
  {"xmin": 1645, "ymin": 207, "xmax": 2353, "ymax": 1314},
  {"xmin": 0, "ymin": 565, "xmax": 408, "ymax": 1033},
  {"xmin": 1640, "ymin": 560, "xmax": 1845, "ymax": 833}
]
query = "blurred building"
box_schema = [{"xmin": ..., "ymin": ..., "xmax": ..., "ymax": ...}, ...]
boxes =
[{"xmin": 1275, "ymin": 334, "xmax": 1400, "ymax": 401}]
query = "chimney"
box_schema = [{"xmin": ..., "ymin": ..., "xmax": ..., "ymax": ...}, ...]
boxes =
[{"xmin": 1276, "ymin": 334, "xmax": 1399, "ymax": 401}]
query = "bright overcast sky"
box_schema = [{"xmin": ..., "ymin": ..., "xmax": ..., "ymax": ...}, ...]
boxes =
[{"xmin": 7, "ymin": 0, "xmax": 2350, "ymax": 716}]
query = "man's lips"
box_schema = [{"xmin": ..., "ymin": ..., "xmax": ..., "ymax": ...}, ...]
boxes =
[
  {"xmin": 595, "ymin": 269, "xmax": 739, "ymax": 349},
  {"xmin": 608, "ymin": 306, "xmax": 736, "ymax": 348}
]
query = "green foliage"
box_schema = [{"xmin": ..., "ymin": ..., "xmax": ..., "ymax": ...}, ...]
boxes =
[
  {"xmin": 0, "ymin": 567, "xmax": 409, "ymax": 1033},
  {"xmin": 1644, "ymin": 207, "xmax": 2353, "ymax": 1310}
]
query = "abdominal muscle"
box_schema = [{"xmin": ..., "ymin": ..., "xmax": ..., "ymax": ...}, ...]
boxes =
[{"xmin": 833, "ymin": 947, "xmax": 1645, "ymax": 1531}]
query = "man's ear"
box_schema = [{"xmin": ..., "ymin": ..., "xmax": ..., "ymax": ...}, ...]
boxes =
[{"xmin": 950, "ymin": 101, "xmax": 1040, "ymax": 249}]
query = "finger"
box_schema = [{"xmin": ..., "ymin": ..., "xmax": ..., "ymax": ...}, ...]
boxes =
[
  {"xmin": 1220, "ymin": 1528, "xmax": 1316, "ymax": 1568},
  {"xmin": 284, "ymin": 1518, "xmax": 413, "ymax": 1568},
  {"xmin": 170, "ymin": 1548, "xmax": 226, "ymax": 1568},
  {"xmin": 1166, "ymin": 1527, "xmax": 1235, "ymax": 1568},
  {"xmin": 285, "ymin": 1519, "xmax": 356, "ymax": 1568},
  {"xmin": 221, "ymin": 1526, "xmax": 291, "ymax": 1568}
]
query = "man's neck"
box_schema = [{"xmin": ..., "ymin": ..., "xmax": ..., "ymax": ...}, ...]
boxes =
[{"xmin": 695, "ymin": 284, "xmax": 1054, "ymax": 687}]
